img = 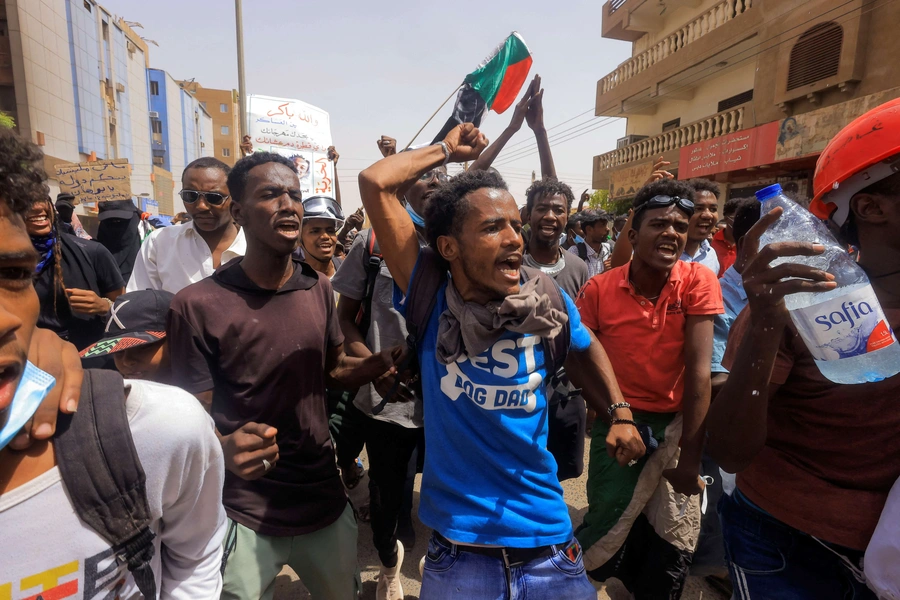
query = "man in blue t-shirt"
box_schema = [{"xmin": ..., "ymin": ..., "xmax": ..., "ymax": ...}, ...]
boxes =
[{"xmin": 359, "ymin": 123, "xmax": 646, "ymax": 600}]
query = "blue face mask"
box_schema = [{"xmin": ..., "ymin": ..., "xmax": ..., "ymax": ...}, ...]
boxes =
[
  {"xmin": 0, "ymin": 361, "xmax": 56, "ymax": 452},
  {"xmin": 405, "ymin": 202, "xmax": 425, "ymax": 228},
  {"xmin": 574, "ymin": 234, "xmax": 585, "ymax": 244}
]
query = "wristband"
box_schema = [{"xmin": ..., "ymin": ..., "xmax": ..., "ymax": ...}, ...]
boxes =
[
  {"xmin": 611, "ymin": 418, "xmax": 638, "ymax": 428},
  {"xmin": 607, "ymin": 402, "xmax": 631, "ymax": 417},
  {"xmin": 435, "ymin": 141, "xmax": 450, "ymax": 166}
]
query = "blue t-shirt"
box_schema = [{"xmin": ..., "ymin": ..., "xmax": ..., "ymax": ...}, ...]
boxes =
[{"xmin": 394, "ymin": 254, "xmax": 591, "ymax": 547}]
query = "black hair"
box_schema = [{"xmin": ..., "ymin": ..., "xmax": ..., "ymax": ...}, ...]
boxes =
[
  {"xmin": 731, "ymin": 198, "xmax": 761, "ymax": 243},
  {"xmin": 182, "ymin": 156, "xmax": 231, "ymax": 184},
  {"xmin": 424, "ymin": 168, "xmax": 508, "ymax": 248},
  {"xmin": 688, "ymin": 178, "xmax": 721, "ymax": 200},
  {"xmin": 564, "ymin": 216, "xmax": 581, "ymax": 232},
  {"xmin": 632, "ymin": 179, "xmax": 696, "ymax": 230},
  {"xmin": 723, "ymin": 198, "xmax": 742, "ymax": 217},
  {"xmin": 614, "ymin": 214, "xmax": 628, "ymax": 226},
  {"xmin": 0, "ymin": 128, "xmax": 49, "ymax": 217},
  {"xmin": 579, "ymin": 208, "xmax": 610, "ymax": 231},
  {"xmin": 226, "ymin": 152, "xmax": 297, "ymax": 203},
  {"xmin": 524, "ymin": 178, "xmax": 575, "ymax": 213}
]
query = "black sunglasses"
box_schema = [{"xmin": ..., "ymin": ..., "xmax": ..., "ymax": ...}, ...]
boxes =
[
  {"xmin": 179, "ymin": 189, "xmax": 230, "ymax": 206},
  {"xmin": 419, "ymin": 169, "xmax": 450, "ymax": 183},
  {"xmin": 634, "ymin": 195, "xmax": 695, "ymax": 217}
]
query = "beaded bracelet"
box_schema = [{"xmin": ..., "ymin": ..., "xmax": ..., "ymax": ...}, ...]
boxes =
[
  {"xmin": 607, "ymin": 402, "xmax": 631, "ymax": 417},
  {"xmin": 610, "ymin": 418, "xmax": 638, "ymax": 428}
]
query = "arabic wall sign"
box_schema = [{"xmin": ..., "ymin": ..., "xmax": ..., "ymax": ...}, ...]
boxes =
[
  {"xmin": 775, "ymin": 88, "xmax": 900, "ymax": 162},
  {"xmin": 248, "ymin": 94, "xmax": 334, "ymax": 197},
  {"xmin": 55, "ymin": 159, "xmax": 132, "ymax": 204},
  {"xmin": 609, "ymin": 161, "xmax": 654, "ymax": 200},
  {"xmin": 678, "ymin": 122, "xmax": 779, "ymax": 179}
]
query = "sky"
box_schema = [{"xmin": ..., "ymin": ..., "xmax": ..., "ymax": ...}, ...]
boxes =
[{"xmin": 103, "ymin": 0, "xmax": 631, "ymax": 213}]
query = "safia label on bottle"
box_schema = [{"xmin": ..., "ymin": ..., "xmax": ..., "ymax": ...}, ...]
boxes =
[{"xmin": 792, "ymin": 286, "xmax": 898, "ymax": 361}]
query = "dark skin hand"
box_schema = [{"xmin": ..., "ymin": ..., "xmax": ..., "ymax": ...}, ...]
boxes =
[
  {"xmin": 65, "ymin": 287, "xmax": 123, "ymax": 315},
  {"xmin": 577, "ymin": 189, "xmax": 590, "ymax": 212},
  {"xmin": 10, "ymin": 330, "xmax": 84, "ymax": 449},
  {"xmin": 706, "ymin": 207, "xmax": 837, "ymax": 473},
  {"xmin": 377, "ymin": 136, "xmax": 397, "ymax": 158},
  {"xmin": 337, "ymin": 208, "xmax": 365, "ymax": 247}
]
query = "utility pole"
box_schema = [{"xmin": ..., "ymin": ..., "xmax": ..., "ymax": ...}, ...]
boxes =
[{"xmin": 235, "ymin": 0, "xmax": 247, "ymax": 139}]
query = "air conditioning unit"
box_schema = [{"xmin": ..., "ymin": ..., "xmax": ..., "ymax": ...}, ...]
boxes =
[
  {"xmin": 200, "ymin": 142, "xmax": 205, "ymax": 148},
  {"xmin": 152, "ymin": 156, "xmax": 164, "ymax": 165},
  {"xmin": 616, "ymin": 134, "xmax": 649, "ymax": 150},
  {"xmin": 115, "ymin": 82, "xmax": 125, "ymax": 93},
  {"xmin": 126, "ymin": 41, "xmax": 136, "ymax": 54},
  {"xmin": 108, "ymin": 116, "xmax": 117, "ymax": 126},
  {"xmin": 149, "ymin": 111, "xmax": 159, "ymax": 118}
]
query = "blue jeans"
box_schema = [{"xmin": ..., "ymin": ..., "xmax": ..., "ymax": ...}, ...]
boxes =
[
  {"xmin": 719, "ymin": 490, "xmax": 876, "ymax": 600},
  {"xmin": 420, "ymin": 532, "xmax": 596, "ymax": 600}
]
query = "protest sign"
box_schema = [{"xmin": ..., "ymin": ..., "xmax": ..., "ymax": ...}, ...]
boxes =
[
  {"xmin": 55, "ymin": 159, "xmax": 132, "ymax": 204},
  {"xmin": 248, "ymin": 95, "xmax": 334, "ymax": 197}
]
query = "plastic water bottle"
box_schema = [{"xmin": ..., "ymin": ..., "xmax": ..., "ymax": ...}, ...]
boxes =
[{"xmin": 755, "ymin": 183, "xmax": 900, "ymax": 384}]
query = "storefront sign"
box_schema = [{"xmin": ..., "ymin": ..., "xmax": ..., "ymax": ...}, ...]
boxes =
[
  {"xmin": 609, "ymin": 161, "xmax": 654, "ymax": 199},
  {"xmin": 679, "ymin": 122, "xmax": 779, "ymax": 179},
  {"xmin": 775, "ymin": 88, "xmax": 900, "ymax": 161}
]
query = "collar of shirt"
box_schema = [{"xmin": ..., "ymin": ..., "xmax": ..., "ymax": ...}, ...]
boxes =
[
  {"xmin": 713, "ymin": 229, "xmax": 734, "ymax": 248},
  {"xmin": 720, "ymin": 265, "xmax": 747, "ymax": 302},
  {"xmin": 618, "ymin": 261, "xmax": 684, "ymax": 310},
  {"xmin": 186, "ymin": 221, "xmax": 247, "ymax": 262},
  {"xmin": 681, "ymin": 238, "xmax": 719, "ymax": 270},
  {"xmin": 214, "ymin": 256, "xmax": 319, "ymax": 294}
]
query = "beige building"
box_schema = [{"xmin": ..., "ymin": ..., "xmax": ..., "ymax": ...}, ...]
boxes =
[
  {"xmin": 179, "ymin": 81, "xmax": 240, "ymax": 166},
  {"xmin": 594, "ymin": 0, "xmax": 900, "ymax": 205}
]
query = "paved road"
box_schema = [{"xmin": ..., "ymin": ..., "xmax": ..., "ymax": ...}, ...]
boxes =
[{"xmin": 273, "ymin": 445, "xmax": 729, "ymax": 600}]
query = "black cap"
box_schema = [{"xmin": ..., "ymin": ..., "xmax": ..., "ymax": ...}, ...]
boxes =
[
  {"xmin": 98, "ymin": 199, "xmax": 138, "ymax": 221},
  {"xmin": 56, "ymin": 193, "xmax": 76, "ymax": 209},
  {"xmin": 79, "ymin": 290, "xmax": 174, "ymax": 358}
]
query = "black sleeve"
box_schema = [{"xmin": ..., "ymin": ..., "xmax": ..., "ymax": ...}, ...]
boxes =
[
  {"xmin": 166, "ymin": 304, "xmax": 215, "ymax": 393},
  {"xmin": 89, "ymin": 243, "xmax": 125, "ymax": 295}
]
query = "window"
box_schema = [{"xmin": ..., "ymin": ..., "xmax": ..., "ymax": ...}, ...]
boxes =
[
  {"xmin": 787, "ymin": 22, "xmax": 843, "ymax": 91},
  {"xmin": 220, "ymin": 103, "xmax": 228, "ymax": 113},
  {"xmin": 222, "ymin": 147, "xmax": 231, "ymax": 158},
  {"xmin": 200, "ymin": 101, "xmax": 207, "ymax": 110},
  {"xmin": 150, "ymin": 81, "xmax": 159, "ymax": 96},
  {"xmin": 151, "ymin": 120, "xmax": 162, "ymax": 134},
  {"xmin": 662, "ymin": 118, "xmax": 681, "ymax": 133},
  {"xmin": 718, "ymin": 90, "xmax": 754, "ymax": 112},
  {"xmin": 221, "ymin": 125, "xmax": 229, "ymax": 135},
  {"xmin": 83, "ymin": 0, "xmax": 92, "ymax": 12}
]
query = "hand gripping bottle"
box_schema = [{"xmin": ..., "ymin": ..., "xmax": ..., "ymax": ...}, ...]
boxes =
[{"xmin": 755, "ymin": 183, "xmax": 900, "ymax": 384}]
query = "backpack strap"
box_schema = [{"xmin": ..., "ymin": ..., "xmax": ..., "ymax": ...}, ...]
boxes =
[
  {"xmin": 372, "ymin": 247, "xmax": 444, "ymax": 414},
  {"xmin": 55, "ymin": 369, "xmax": 157, "ymax": 599},
  {"xmin": 356, "ymin": 229, "xmax": 383, "ymax": 336},
  {"xmin": 576, "ymin": 241, "xmax": 588, "ymax": 262}
]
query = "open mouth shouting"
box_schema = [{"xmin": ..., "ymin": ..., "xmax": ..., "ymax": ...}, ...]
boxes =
[
  {"xmin": 497, "ymin": 253, "xmax": 522, "ymax": 284},
  {"xmin": 274, "ymin": 217, "xmax": 300, "ymax": 240},
  {"xmin": 657, "ymin": 242, "xmax": 679, "ymax": 259}
]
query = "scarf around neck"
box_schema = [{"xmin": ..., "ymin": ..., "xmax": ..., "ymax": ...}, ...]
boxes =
[
  {"xmin": 436, "ymin": 274, "xmax": 568, "ymax": 365},
  {"xmin": 30, "ymin": 233, "xmax": 55, "ymax": 274}
]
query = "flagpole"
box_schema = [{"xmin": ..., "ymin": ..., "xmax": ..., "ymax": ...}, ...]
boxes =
[{"xmin": 405, "ymin": 83, "xmax": 463, "ymax": 150}]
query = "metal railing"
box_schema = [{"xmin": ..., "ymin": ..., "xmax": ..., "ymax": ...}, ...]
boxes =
[
  {"xmin": 596, "ymin": 105, "xmax": 747, "ymax": 171},
  {"xmin": 600, "ymin": 0, "xmax": 753, "ymax": 95},
  {"xmin": 609, "ymin": 0, "xmax": 629, "ymax": 14}
]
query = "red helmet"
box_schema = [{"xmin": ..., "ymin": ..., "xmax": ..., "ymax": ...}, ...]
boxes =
[{"xmin": 812, "ymin": 97, "xmax": 900, "ymax": 226}]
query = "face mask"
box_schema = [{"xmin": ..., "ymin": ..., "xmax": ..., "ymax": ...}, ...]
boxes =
[
  {"xmin": 405, "ymin": 202, "xmax": 425, "ymax": 228},
  {"xmin": 0, "ymin": 361, "xmax": 56, "ymax": 452},
  {"xmin": 574, "ymin": 234, "xmax": 585, "ymax": 244}
]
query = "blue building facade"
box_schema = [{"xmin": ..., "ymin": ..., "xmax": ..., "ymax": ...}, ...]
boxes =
[{"xmin": 148, "ymin": 68, "xmax": 171, "ymax": 172}]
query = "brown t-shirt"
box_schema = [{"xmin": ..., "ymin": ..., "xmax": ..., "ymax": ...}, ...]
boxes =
[
  {"xmin": 167, "ymin": 256, "xmax": 346, "ymax": 536},
  {"xmin": 723, "ymin": 305, "xmax": 900, "ymax": 550}
]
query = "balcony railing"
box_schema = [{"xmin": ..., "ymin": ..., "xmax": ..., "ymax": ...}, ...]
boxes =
[
  {"xmin": 597, "ymin": 105, "xmax": 746, "ymax": 171},
  {"xmin": 600, "ymin": 0, "xmax": 753, "ymax": 95},
  {"xmin": 609, "ymin": 0, "xmax": 628, "ymax": 14}
]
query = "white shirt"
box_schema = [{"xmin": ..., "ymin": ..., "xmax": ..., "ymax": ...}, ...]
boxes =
[
  {"xmin": 680, "ymin": 239, "xmax": 720, "ymax": 276},
  {"xmin": 0, "ymin": 380, "xmax": 226, "ymax": 599},
  {"xmin": 568, "ymin": 241, "xmax": 611, "ymax": 279},
  {"xmin": 127, "ymin": 222, "xmax": 246, "ymax": 294}
]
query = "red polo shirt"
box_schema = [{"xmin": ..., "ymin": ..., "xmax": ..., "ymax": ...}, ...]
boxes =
[
  {"xmin": 710, "ymin": 229, "xmax": 736, "ymax": 277},
  {"xmin": 576, "ymin": 261, "xmax": 723, "ymax": 413}
]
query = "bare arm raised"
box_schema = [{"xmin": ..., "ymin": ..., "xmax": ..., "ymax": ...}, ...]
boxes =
[{"xmin": 357, "ymin": 123, "xmax": 487, "ymax": 294}]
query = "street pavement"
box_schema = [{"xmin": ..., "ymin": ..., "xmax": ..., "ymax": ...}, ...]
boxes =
[{"xmin": 273, "ymin": 444, "xmax": 729, "ymax": 600}]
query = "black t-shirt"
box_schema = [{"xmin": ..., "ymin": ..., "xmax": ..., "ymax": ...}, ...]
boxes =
[
  {"xmin": 167, "ymin": 257, "xmax": 347, "ymax": 536},
  {"xmin": 34, "ymin": 234, "xmax": 124, "ymax": 350}
]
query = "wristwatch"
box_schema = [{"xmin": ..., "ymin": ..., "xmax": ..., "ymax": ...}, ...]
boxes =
[{"xmin": 435, "ymin": 141, "xmax": 450, "ymax": 166}]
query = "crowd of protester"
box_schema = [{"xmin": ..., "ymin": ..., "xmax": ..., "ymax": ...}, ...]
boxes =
[{"xmin": 1, "ymin": 81, "xmax": 898, "ymax": 600}]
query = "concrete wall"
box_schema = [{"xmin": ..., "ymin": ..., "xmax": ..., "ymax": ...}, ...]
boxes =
[
  {"xmin": 165, "ymin": 73, "xmax": 185, "ymax": 213},
  {"xmin": 125, "ymin": 31, "xmax": 152, "ymax": 198}
]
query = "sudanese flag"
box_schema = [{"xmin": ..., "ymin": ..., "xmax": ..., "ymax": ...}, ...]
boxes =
[{"xmin": 431, "ymin": 32, "xmax": 533, "ymax": 144}]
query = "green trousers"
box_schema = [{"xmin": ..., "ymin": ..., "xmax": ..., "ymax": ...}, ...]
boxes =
[{"xmin": 221, "ymin": 503, "xmax": 361, "ymax": 600}]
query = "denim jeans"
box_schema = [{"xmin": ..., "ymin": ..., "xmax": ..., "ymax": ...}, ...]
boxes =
[
  {"xmin": 719, "ymin": 490, "xmax": 876, "ymax": 600},
  {"xmin": 420, "ymin": 532, "xmax": 596, "ymax": 600}
]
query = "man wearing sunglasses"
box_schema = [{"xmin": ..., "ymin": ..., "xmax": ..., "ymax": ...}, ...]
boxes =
[
  {"xmin": 575, "ymin": 178, "xmax": 723, "ymax": 596},
  {"xmin": 128, "ymin": 157, "xmax": 245, "ymax": 294},
  {"xmin": 300, "ymin": 195, "xmax": 344, "ymax": 279}
]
